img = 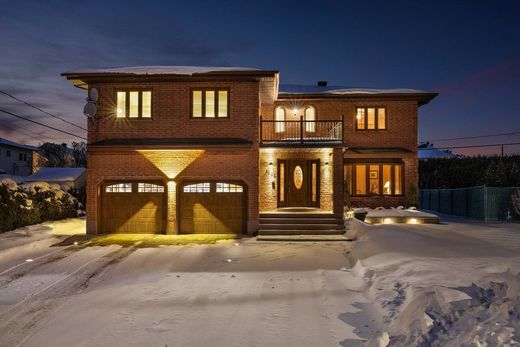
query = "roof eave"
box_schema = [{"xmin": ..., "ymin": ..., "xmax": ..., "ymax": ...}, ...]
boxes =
[{"xmin": 277, "ymin": 92, "xmax": 438, "ymax": 105}]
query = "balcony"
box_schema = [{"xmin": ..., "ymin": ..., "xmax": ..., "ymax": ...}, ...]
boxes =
[{"xmin": 260, "ymin": 116, "xmax": 343, "ymax": 145}]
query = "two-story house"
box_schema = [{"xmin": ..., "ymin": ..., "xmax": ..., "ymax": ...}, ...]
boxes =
[
  {"xmin": 62, "ymin": 66, "xmax": 437, "ymax": 236},
  {"xmin": 0, "ymin": 138, "xmax": 41, "ymax": 176}
]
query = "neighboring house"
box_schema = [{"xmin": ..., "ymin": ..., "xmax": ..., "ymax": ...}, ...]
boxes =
[
  {"xmin": 418, "ymin": 142, "xmax": 456, "ymax": 159},
  {"xmin": 62, "ymin": 66, "xmax": 437, "ymax": 235},
  {"xmin": 25, "ymin": 167, "xmax": 86, "ymax": 191},
  {"xmin": 0, "ymin": 138, "xmax": 41, "ymax": 176}
]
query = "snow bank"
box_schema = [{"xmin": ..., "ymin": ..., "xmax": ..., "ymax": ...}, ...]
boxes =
[{"xmin": 350, "ymin": 220, "xmax": 520, "ymax": 346}]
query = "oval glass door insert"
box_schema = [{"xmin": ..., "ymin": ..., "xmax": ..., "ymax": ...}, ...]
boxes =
[{"xmin": 293, "ymin": 165, "xmax": 303, "ymax": 189}]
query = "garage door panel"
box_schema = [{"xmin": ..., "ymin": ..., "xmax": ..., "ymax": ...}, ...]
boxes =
[
  {"xmin": 102, "ymin": 182, "xmax": 165, "ymax": 234},
  {"xmin": 179, "ymin": 182, "xmax": 245, "ymax": 234}
]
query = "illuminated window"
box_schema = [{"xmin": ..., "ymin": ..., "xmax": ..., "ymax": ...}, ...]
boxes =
[
  {"xmin": 192, "ymin": 91, "xmax": 202, "ymax": 117},
  {"xmin": 191, "ymin": 90, "xmax": 229, "ymax": 118},
  {"xmin": 355, "ymin": 165, "xmax": 366, "ymax": 195},
  {"xmin": 367, "ymin": 108, "xmax": 376, "ymax": 129},
  {"xmin": 115, "ymin": 91, "xmax": 152, "ymax": 118},
  {"xmin": 356, "ymin": 107, "xmax": 386, "ymax": 130},
  {"xmin": 142, "ymin": 91, "xmax": 152, "ymax": 118},
  {"xmin": 138, "ymin": 183, "xmax": 164, "ymax": 193},
  {"xmin": 183, "ymin": 182, "xmax": 210, "ymax": 193},
  {"xmin": 116, "ymin": 92, "xmax": 126, "ymax": 118},
  {"xmin": 377, "ymin": 108, "xmax": 386, "ymax": 129},
  {"xmin": 369, "ymin": 164, "xmax": 379, "ymax": 195},
  {"xmin": 218, "ymin": 91, "xmax": 228, "ymax": 117},
  {"xmin": 356, "ymin": 108, "xmax": 365, "ymax": 129},
  {"xmin": 347, "ymin": 162, "xmax": 403, "ymax": 196},
  {"xmin": 106, "ymin": 183, "xmax": 132, "ymax": 193},
  {"xmin": 382, "ymin": 164, "xmax": 392, "ymax": 195},
  {"xmin": 216, "ymin": 182, "xmax": 243, "ymax": 193},
  {"xmin": 205, "ymin": 91, "xmax": 215, "ymax": 118},
  {"xmin": 305, "ymin": 106, "xmax": 316, "ymax": 132},
  {"xmin": 275, "ymin": 107, "xmax": 285, "ymax": 133},
  {"xmin": 129, "ymin": 91, "xmax": 139, "ymax": 118}
]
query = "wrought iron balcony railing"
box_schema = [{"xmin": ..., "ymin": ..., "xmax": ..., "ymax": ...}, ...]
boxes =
[{"xmin": 260, "ymin": 116, "xmax": 343, "ymax": 144}]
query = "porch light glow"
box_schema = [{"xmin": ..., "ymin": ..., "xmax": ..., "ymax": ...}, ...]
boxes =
[
  {"xmin": 137, "ymin": 150, "xmax": 205, "ymax": 179},
  {"xmin": 408, "ymin": 218, "xmax": 418, "ymax": 224},
  {"xmin": 292, "ymin": 108, "xmax": 298, "ymax": 115},
  {"xmin": 383, "ymin": 218, "xmax": 394, "ymax": 224}
]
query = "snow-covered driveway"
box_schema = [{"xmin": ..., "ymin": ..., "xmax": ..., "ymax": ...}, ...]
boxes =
[
  {"xmin": 0, "ymin": 217, "xmax": 519, "ymax": 347},
  {"xmin": 0, "ymin": 221, "xmax": 365, "ymax": 347}
]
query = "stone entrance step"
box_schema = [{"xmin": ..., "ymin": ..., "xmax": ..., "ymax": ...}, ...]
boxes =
[{"xmin": 258, "ymin": 210, "xmax": 346, "ymax": 236}]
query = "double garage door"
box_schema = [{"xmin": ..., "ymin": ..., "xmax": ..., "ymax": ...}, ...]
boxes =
[{"xmin": 101, "ymin": 181, "xmax": 245, "ymax": 234}]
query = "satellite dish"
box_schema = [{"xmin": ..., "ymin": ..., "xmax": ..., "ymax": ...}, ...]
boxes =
[
  {"xmin": 83, "ymin": 102, "xmax": 97, "ymax": 118},
  {"xmin": 88, "ymin": 88, "xmax": 99, "ymax": 103}
]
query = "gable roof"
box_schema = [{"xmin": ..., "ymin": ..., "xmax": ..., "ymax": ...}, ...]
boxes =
[{"xmin": 0, "ymin": 138, "xmax": 39, "ymax": 152}]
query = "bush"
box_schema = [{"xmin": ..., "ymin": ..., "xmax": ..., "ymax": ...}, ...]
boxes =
[
  {"xmin": 406, "ymin": 184, "xmax": 419, "ymax": 208},
  {"xmin": 0, "ymin": 179, "xmax": 83, "ymax": 233}
]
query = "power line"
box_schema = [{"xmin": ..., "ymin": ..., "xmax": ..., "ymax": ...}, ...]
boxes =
[
  {"xmin": 0, "ymin": 90, "xmax": 87, "ymax": 131},
  {"xmin": 422, "ymin": 142, "xmax": 520, "ymax": 150},
  {"xmin": 424, "ymin": 130, "xmax": 520, "ymax": 142},
  {"xmin": 0, "ymin": 121, "xmax": 53, "ymax": 142},
  {"xmin": 0, "ymin": 108, "xmax": 87, "ymax": 140}
]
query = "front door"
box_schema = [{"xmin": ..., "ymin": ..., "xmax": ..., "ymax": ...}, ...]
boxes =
[{"xmin": 278, "ymin": 159, "xmax": 320, "ymax": 208}]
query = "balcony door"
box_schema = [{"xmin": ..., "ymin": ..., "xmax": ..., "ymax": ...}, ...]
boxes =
[{"xmin": 278, "ymin": 159, "xmax": 320, "ymax": 208}]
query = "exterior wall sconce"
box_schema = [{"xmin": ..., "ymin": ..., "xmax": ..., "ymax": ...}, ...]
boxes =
[
  {"xmin": 325, "ymin": 161, "xmax": 329, "ymax": 166},
  {"xmin": 269, "ymin": 162, "xmax": 273, "ymax": 166},
  {"xmin": 292, "ymin": 108, "xmax": 298, "ymax": 116}
]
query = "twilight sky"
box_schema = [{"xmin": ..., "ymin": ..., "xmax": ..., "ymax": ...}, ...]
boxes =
[{"xmin": 0, "ymin": 0, "xmax": 519, "ymax": 155}]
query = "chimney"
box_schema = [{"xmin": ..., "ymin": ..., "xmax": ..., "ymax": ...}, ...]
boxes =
[{"xmin": 317, "ymin": 81, "xmax": 327, "ymax": 87}]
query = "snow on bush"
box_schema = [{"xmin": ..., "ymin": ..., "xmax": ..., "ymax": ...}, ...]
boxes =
[{"xmin": 0, "ymin": 178, "xmax": 84, "ymax": 232}]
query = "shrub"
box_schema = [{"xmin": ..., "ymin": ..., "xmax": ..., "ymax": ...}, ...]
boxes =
[
  {"xmin": 0, "ymin": 180, "xmax": 83, "ymax": 233},
  {"xmin": 406, "ymin": 184, "xmax": 419, "ymax": 208}
]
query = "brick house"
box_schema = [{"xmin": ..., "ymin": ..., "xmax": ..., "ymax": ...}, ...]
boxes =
[{"xmin": 62, "ymin": 67, "xmax": 437, "ymax": 236}]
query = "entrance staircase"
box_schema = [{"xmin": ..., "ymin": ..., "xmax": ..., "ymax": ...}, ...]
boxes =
[{"xmin": 257, "ymin": 208, "xmax": 347, "ymax": 241}]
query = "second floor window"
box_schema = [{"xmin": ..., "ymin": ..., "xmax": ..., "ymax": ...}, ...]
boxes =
[
  {"xmin": 275, "ymin": 107, "xmax": 285, "ymax": 133},
  {"xmin": 116, "ymin": 91, "xmax": 152, "ymax": 118},
  {"xmin": 304, "ymin": 106, "xmax": 316, "ymax": 132},
  {"xmin": 356, "ymin": 107, "xmax": 386, "ymax": 130},
  {"xmin": 191, "ymin": 89, "xmax": 229, "ymax": 118}
]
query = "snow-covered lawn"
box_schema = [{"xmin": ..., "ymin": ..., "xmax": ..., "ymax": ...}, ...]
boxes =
[{"xmin": 0, "ymin": 218, "xmax": 518, "ymax": 346}]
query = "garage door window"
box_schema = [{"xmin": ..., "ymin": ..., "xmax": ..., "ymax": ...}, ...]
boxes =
[
  {"xmin": 216, "ymin": 182, "xmax": 243, "ymax": 193},
  {"xmin": 138, "ymin": 183, "xmax": 165, "ymax": 193},
  {"xmin": 183, "ymin": 182, "xmax": 210, "ymax": 193},
  {"xmin": 106, "ymin": 183, "xmax": 132, "ymax": 193}
]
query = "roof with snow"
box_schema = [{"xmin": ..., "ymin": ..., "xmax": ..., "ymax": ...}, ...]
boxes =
[
  {"xmin": 278, "ymin": 84, "xmax": 438, "ymax": 105},
  {"xmin": 62, "ymin": 66, "xmax": 278, "ymax": 78},
  {"xmin": 419, "ymin": 148, "xmax": 456, "ymax": 159},
  {"xmin": 26, "ymin": 167, "xmax": 86, "ymax": 182},
  {"xmin": 0, "ymin": 138, "xmax": 39, "ymax": 152}
]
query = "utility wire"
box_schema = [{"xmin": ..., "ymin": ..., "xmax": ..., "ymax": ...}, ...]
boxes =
[
  {"xmin": 424, "ymin": 130, "xmax": 520, "ymax": 142},
  {"xmin": 0, "ymin": 108, "xmax": 87, "ymax": 140},
  {"xmin": 0, "ymin": 90, "xmax": 87, "ymax": 131},
  {"xmin": 0, "ymin": 121, "xmax": 53, "ymax": 142},
  {"xmin": 422, "ymin": 142, "xmax": 520, "ymax": 150}
]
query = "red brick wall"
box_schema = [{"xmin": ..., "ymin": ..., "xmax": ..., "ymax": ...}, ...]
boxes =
[
  {"xmin": 84, "ymin": 79, "xmax": 262, "ymax": 235},
  {"xmin": 86, "ymin": 147, "xmax": 258, "ymax": 235},
  {"xmin": 263, "ymin": 99, "xmax": 418, "ymax": 152},
  {"xmin": 88, "ymin": 81, "xmax": 260, "ymax": 144}
]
